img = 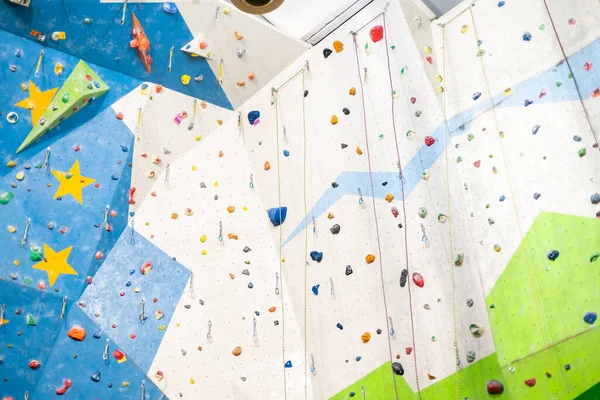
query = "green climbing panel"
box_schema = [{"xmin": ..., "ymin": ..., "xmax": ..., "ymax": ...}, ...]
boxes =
[{"xmin": 16, "ymin": 60, "xmax": 110, "ymax": 153}]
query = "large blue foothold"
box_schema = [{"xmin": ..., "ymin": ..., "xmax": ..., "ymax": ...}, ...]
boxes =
[
  {"xmin": 310, "ymin": 251, "xmax": 323, "ymax": 263},
  {"xmin": 584, "ymin": 312, "xmax": 597, "ymax": 325},
  {"xmin": 268, "ymin": 207, "xmax": 287, "ymax": 227}
]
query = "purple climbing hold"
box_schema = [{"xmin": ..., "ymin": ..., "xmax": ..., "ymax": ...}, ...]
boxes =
[
  {"xmin": 547, "ymin": 250, "xmax": 560, "ymax": 261},
  {"xmin": 533, "ymin": 192, "xmax": 541, "ymax": 200}
]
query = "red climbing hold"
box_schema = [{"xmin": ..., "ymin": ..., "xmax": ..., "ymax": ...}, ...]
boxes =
[
  {"xmin": 473, "ymin": 160, "xmax": 481, "ymax": 168},
  {"xmin": 113, "ymin": 349, "xmax": 125, "ymax": 361},
  {"xmin": 369, "ymin": 25, "xmax": 384, "ymax": 42},
  {"xmin": 412, "ymin": 272, "xmax": 424, "ymax": 287},
  {"xmin": 524, "ymin": 378, "xmax": 536, "ymax": 387},
  {"xmin": 55, "ymin": 378, "xmax": 72, "ymax": 395},
  {"xmin": 29, "ymin": 360, "xmax": 41, "ymax": 369},
  {"xmin": 592, "ymin": 88, "xmax": 600, "ymax": 98},
  {"xmin": 128, "ymin": 187, "xmax": 136, "ymax": 205},
  {"xmin": 583, "ymin": 62, "xmax": 593, "ymax": 71},
  {"xmin": 425, "ymin": 56, "xmax": 433, "ymax": 64},
  {"xmin": 410, "ymin": 97, "xmax": 417, "ymax": 104},
  {"xmin": 391, "ymin": 207, "xmax": 399, "ymax": 218},
  {"xmin": 424, "ymin": 136, "xmax": 435, "ymax": 146},
  {"xmin": 406, "ymin": 347, "xmax": 413, "ymax": 355},
  {"xmin": 487, "ymin": 380, "xmax": 504, "ymax": 395}
]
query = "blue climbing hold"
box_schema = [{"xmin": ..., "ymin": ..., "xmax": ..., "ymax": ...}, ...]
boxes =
[
  {"xmin": 120, "ymin": 145, "xmax": 129, "ymax": 152},
  {"xmin": 524, "ymin": 99, "xmax": 533, "ymax": 107},
  {"xmin": 473, "ymin": 92, "xmax": 482, "ymax": 101},
  {"xmin": 141, "ymin": 83, "xmax": 149, "ymax": 90},
  {"xmin": 523, "ymin": 32, "xmax": 532, "ymax": 41},
  {"xmin": 248, "ymin": 111, "xmax": 260, "ymax": 126},
  {"xmin": 283, "ymin": 150, "xmax": 290, "ymax": 157},
  {"xmin": 93, "ymin": 331, "xmax": 102, "ymax": 339},
  {"xmin": 547, "ymin": 250, "xmax": 560, "ymax": 261},
  {"xmin": 584, "ymin": 312, "xmax": 597, "ymax": 325},
  {"xmin": 90, "ymin": 371, "xmax": 101, "ymax": 382},
  {"xmin": 498, "ymin": 0, "xmax": 505, "ymax": 6},
  {"xmin": 477, "ymin": 39, "xmax": 483, "ymax": 46},
  {"xmin": 573, "ymin": 135, "xmax": 582, "ymax": 142},
  {"xmin": 532, "ymin": 125, "xmax": 540, "ymax": 135},
  {"xmin": 111, "ymin": 172, "xmax": 120, "ymax": 181},
  {"xmin": 248, "ymin": 282, "xmax": 254, "ymax": 289},
  {"xmin": 336, "ymin": 323, "xmax": 344, "ymax": 330},
  {"xmin": 162, "ymin": 2, "xmax": 178, "ymax": 14},
  {"xmin": 129, "ymin": 269, "xmax": 135, "ymax": 275},
  {"xmin": 312, "ymin": 284, "xmax": 320, "ymax": 295},
  {"xmin": 267, "ymin": 207, "xmax": 288, "ymax": 227},
  {"xmin": 356, "ymin": 356, "xmax": 362, "ymax": 361},
  {"xmin": 310, "ymin": 251, "xmax": 323, "ymax": 263},
  {"xmin": 499, "ymin": 195, "xmax": 506, "ymax": 202},
  {"xmin": 284, "ymin": 360, "xmax": 293, "ymax": 368},
  {"xmin": 533, "ymin": 192, "xmax": 541, "ymax": 200},
  {"xmin": 129, "ymin": 211, "xmax": 135, "ymax": 217},
  {"xmin": 591, "ymin": 193, "xmax": 600, "ymax": 205}
]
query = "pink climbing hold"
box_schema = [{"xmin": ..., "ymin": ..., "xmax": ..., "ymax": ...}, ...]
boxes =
[
  {"xmin": 56, "ymin": 378, "xmax": 72, "ymax": 395},
  {"xmin": 412, "ymin": 272, "xmax": 424, "ymax": 287},
  {"xmin": 583, "ymin": 61, "xmax": 593, "ymax": 71},
  {"xmin": 369, "ymin": 25, "xmax": 384, "ymax": 42},
  {"xmin": 141, "ymin": 261, "xmax": 152, "ymax": 275},
  {"xmin": 424, "ymin": 136, "xmax": 436, "ymax": 146},
  {"xmin": 391, "ymin": 207, "xmax": 399, "ymax": 218},
  {"xmin": 473, "ymin": 160, "xmax": 481, "ymax": 168}
]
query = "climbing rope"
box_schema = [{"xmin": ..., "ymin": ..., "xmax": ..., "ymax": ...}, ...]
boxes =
[
  {"xmin": 440, "ymin": 23, "xmax": 460, "ymax": 400},
  {"xmin": 351, "ymin": 16, "xmax": 399, "ymax": 399},
  {"xmin": 467, "ymin": 6, "xmax": 558, "ymax": 394},
  {"xmin": 381, "ymin": 12, "xmax": 424, "ymax": 398},
  {"xmin": 274, "ymin": 68, "xmax": 307, "ymax": 400}
]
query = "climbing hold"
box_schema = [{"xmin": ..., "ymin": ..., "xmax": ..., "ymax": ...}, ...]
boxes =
[
  {"xmin": 591, "ymin": 193, "xmax": 600, "ymax": 204},
  {"xmin": 470, "ymin": 324, "xmax": 485, "ymax": 337},
  {"xmin": 365, "ymin": 254, "xmax": 375, "ymax": 264},
  {"xmin": 461, "ymin": 24, "xmax": 469, "ymax": 34},
  {"xmin": 361, "ymin": 332, "xmax": 371, "ymax": 343},
  {"xmin": 473, "ymin": 92, "xmax": 481, "ymax": 100},
  {"xmin": 29, "ymin": 360, "xmax": 41, "ymax": 369},
  {"xmin": 385, "ymin": 193, "xmax": 395, "ymax": 203},
  {"xmin": 349, "ymin": 87, "xmax": 356, "ymax": 96},
  {"xmin": 400, "ymin": 269, "xmax": 408, "ymax": 287},
  {"xmin": 68, "ymin": 325, "xmax": 86, "ymax": 341},
  {"xmin": 369, "ymin": 25, "xmax": 384, "ymax": 42},
  {"xmin": 392, "ymin": 362, "xmax": 404, "ymax": 375},
  {"xmin": 330, "ymin": 224, "xmax": 341, "ymax": 235},
  {"xmin": 473, "ymin": 160, "xmax": 481, "ymax": 168},
  {"xmin": 547, "ymin": 250, "xmax": 559, "ymax": 261},
  {"xmin": 341, "ymin": 143, "xmax": 348, "ymax": 149},
  {"xmin": 467, "ymin": 298, "xmax": 474, "ymax": 307},
  {"xmin": 312, "ymin": 285, "xmax": 320, "ymax": 295},
  {"xmin": 584, "ymin": 61, "xmax": 593, "ymax": 71},
  {"xmin": 331, "ymin": 115, "xmax": 339, "ymax": 125},
  {"xmin": 333, "ymin": 41, "xmax": 344, "ymax": 53},
  {"xmin": 418, "ymin": 207, "xmax": 427, "ymax": 218},
  {"xmin": 428, "ymin": 373, "xmax": 436, "ymax": 380},
  {"xmin": 466, "ymin": 350, "xmax": 476, "ymax": 363},
  {"xmin": 455, "ymin": 253, "xmax": 464, "ymax": 266},
  {"xmin": 243, "ymin": 246, "xmax": 251, "ymax": 253},
  {"xmin": 310, "ymin": 251, "xmax": 323, "ymax": 263},
  {"xmin": 336, "ymin": 322, "xmax": 343, "ymax": 330},
  {"xmin": 524, "ymin": 99, "xmax": 533, "ymax": 107},
  {"xmin": 283, "ymin": 150, "xmax": 290, "ymax": 157},
  {"xmin": 583, "ymin": 312, "xmax": 597, "ymax": 325},
  {"xmin": 406, "ymin": 130, "xmax": 416, "ymax": 140},
  {"xmin": 424, "ymin": 136, "xmax": 435, "ymax": 146},
  {"xmin": 264, "ymin": 161, "xmax": 271, "ymax": 171},
  {"xmin": 268, "ymin": 207, "xmax": 287, "ymax": 226},
  {"xmin": 493, "ymin": 244, "xmax": 501, "ymax": 252},
  {"xmin": 487, "ymin": 380, "xmax": 504, "ymax": 395},
  {"xmin": 534, "ymin": 192, "xmax": 541, "ymax": 200},
  {"xmin": 345, "ymin": 265, "xmax": 353, "ymax": 275},
  {"xmin": 7, "ymin": 226, "xmax": 16, "ymax": 233},
  {"xmin": 181, "ymin": 75, "xmax": 191, "ymax": 85},
  {"xmin": 524, "ymin": 378, "xmax": 536, "ymax": 387},
  {"xmin": 532, "ymin": 125, "xmax": 541, "ymax": 135},
  {"xmin": 90, "ymin": 372, "xmax": 101, "ymax": 382},
  {"xmin": 113, "ymin": 349, "xmax": 125, "ymax": 361},
  {"xmin": 248, "ymin": 111, "xmax": 260, "ymax": 126},
  {"xmin": 162, "ymin": 2, "xmax": 178, "ymax": 13},
  {"xmin": 342, "ymin": 108, "xmax": 350, "ymax": 115},
  {"xmin": 391, "ymin": 207, "xmax": 399, "ymax": 218},
  {"xmin": 412, "ymin": 272, "xmax": 424, "ymax": 288},
  {"xmin": 55, "ymin": 378, "xmax": 73, "ymax": 395},
  {"xmin": 232, "ymin": 346, "xmax": 242, "ymax": 356},
  {"xmin": 248, "ymin": 72, "xmax": 255, "ymax": 80},
  {"xmin": 438, "ymin": 214, "xmax": 448, "ymax": 223},
  {"xmin": 323, "ymin": 48, "xmax": 333, "ymax": 58},
  {"xmin": 578, "ymin": 148, "xmax": 587, "ymax": 157},
  {"xmin": 523, "ymin": 32, "xmax": 532, "ymax": 41},
  {"xmin": 498, "ymin": 0, "xmax": 505, "ymax": 6},
  {"xmin": 356, "ymin": 147, "xmax": 363, "ymax": 155}
]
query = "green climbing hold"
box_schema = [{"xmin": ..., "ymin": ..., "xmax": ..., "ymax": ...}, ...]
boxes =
[
  {"xmin": 590, "ymin": 252, "xmax": 599, "ymax": 263},
  {"xmin": 467, "ymin": 133, "xmax": 474, "ymax": 141},
  {"xmin": 457, "ymin": 156, "xmax": 463, "ymax": 163},
  {"xmin": 0, "ymin": 192, "xmax": 14, "ymax": 205},
  {"xmin": 578, "ymin": 148, "xmax": 587, "ymax": 157},
  {"xmin": 477, "ymin": 49, "xmax": 486, "ymax": 57},
  {"xmin": 391, "ymin": 45, "xmax": 396, "ymax": 50},
  {"xmin": 26, "ymin": 313, "xmax": 36, "ymax": 326},
  {"xmin": 24, "ymin": 277, "xmax": 32, "ymax": 284},
  {"xmin": 62, "ymin": 93, "xmax": 71, "ymax": 103},
  {"xmin": 35, "ymin": 162, "xmax": 43, "ymax": 169},
  {"xmin": 568, "ymin": 72, "xmax": 574, "ymax": 79},
  {"xmin": 556, "ymin": 81, "xmax": 562, "ymax": 87},
  {"xmin": 401, "ymin": 67, "xmax": 406, "ymax": 75},
  {"xmin": 65, "ymin": 173, "xmax": 73, "ymax": 179},
  {"xmin": 455, "ymin": 253, "xmax": 465, "ymax": 266},
  {"xmin": 29, "ymin": 245, "xmax": 43, "ymax": 262},
  {"xmin": 539, "ymin": 24, "xmax": 545, "ymax": 31}
]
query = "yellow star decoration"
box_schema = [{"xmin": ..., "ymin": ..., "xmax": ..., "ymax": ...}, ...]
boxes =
[
  {"xmin": 32, "ymin": 244, "xmax": 78, "ymax": 287},
  {"xmin": 51, "ymin": 160, "xmax": 96, "ymax": 204},
  {"xmin": 14, "ymin": 81, "xmax": 58, "ymax": 126}
]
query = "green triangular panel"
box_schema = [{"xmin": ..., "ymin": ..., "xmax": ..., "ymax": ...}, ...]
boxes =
[{"xmin": 16, "ymin": 60, "xmax": 110, "ymax": 153}]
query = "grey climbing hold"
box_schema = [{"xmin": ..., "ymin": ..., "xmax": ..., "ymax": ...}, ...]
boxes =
[
  {"xmin": 214, "ymin": 195, "xmax": 219, "ymax": 200},
  {"xmin": 400, "ymin": 269, "xmax": 408, "ymax": 287},
  {"xmin": 414, "ymin": 110, "xmax": 422, "ymax": 117},
  {"xmin": 466, "ymin": 350, "xmax": 476, "ymax": 363},
  {"xmin": 466, "ymin": 298, "xmax": 474, "ymax": 307},
  {"xmin": 181, "ymin": 349, "xmax": 187, "ymax": 356},
  {"xmin": 184, "ymin": 305, "xmax": 191, "ymax": 309},
  {"xmin": 345, "ymin": 265, "xmax": 353, "ymax": 276},
  {"xmin": 591, "ymin": 193, "xmax": 600, "ymax": 205},
  {"xmin": 200, "ymin": 182, "xmax": 206, "ymax": 188},
  {"xmin": 423, "ymin": 304, "xmax": 431, "ymax": 310},
  {"xmin": 242, "ymin": 269, "xmax": 250, "ymax": 276},
  {"xmin": 330, "ymin": 224, "xmax": 340, "ymax": 235},
  {"xmin": 488, "ymin": 218, "xmax": 495, "ymax": 225},
  {"xmin": 392, "ymin": 362, "xmax": 404, "ymax": 375},
  {"xmin": 248, "ymin": 282, "xmax": 254, "ymax": 289},
  {"xmin": 243, "ymin": 246, "xmax": 251, "ymax": 253}
]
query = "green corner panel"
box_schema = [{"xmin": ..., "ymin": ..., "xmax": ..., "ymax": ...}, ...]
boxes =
[
  {"xmin": 16, "ymin": 60, "xmax": 110, "ymax": 153},
  {"xmin": 575, "ymin": 381, "xmax": 600, "ymax": 400},
  {"xmin": 330, "ymin": 353, "xmax": 509, "ymax": 399}
]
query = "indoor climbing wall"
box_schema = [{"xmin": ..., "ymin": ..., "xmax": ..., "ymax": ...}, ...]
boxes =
[{"xmin": 1, "ymin": 0, "xmax": 599, "ymax": 399}]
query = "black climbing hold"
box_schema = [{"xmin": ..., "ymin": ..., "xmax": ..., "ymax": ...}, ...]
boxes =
[
  {"xmin": 345, "ymin": 265, "xmax": 353, "ymax": 276},
  {"xmin": 466, "ymin": 298, "xmax": 474, "ymax": 307},
  {"xmin": 376, "ymin": 329, "xmax": 382, "ymax": 335},
  {"xmin": 392, "ymin": 362, "xmax": 404, "ymax": 376},
  {"xmin": 382, "ymin": 181, "xmax": 387, "ymax": 186},
  {"xmin": 184, "ymin": 305, "xmax": 191, "ymax": 309},
  {"xmin": 341, "ymin": 143, "xmax": 348, "ymax": 149},
  {"xmin": 564, "ymin": 364, "xmax": 571, "ymax": 371},
  {"xmin": 336, "ymin": 323, "xmax": 344, "ymax": 330},
  {"xmin": 93, "ymin": 331, "xmax": 102, "ymax": 339},
  {"xmin": 398, "ymin": 223, "xmax": 402, "ymax": 228},
  {"xmin": 108, "ymin": 383, "xmax": 112, "ymax": 388},
  {"xmin": 323, "ymin": 48, "xmax": 333, "ymax": 58},
  {"xmin": 304, "ymin": 90, "xmax": 309, "ymax": 97},
  {"xmin": 399, "ymin": 269, "xmax": 408, "ymax": 287},
  {"xmin": 90, "ymin": 372, "xmax": 101, "ymax": 382},
  {"xmin": 274, "ymin": 320, "xmax": 279, "ymax": 326},
  {"xmin": 331, "ymin": 182, "xmax": 339, "ymax": 188},
  {"xmin": 343, "ymin": 108, "xmax": 350, "ymax": 115},
  {"xmin": 243, "ymin": 246, "xmax": 252, "ymax": 253},
  {"xmin": 330, "ymin": 224, "xmax": 341, "ymax": 235},
  {"xmin": 546, "ymin": 250, "xmax": 559, "ymax": 261}
]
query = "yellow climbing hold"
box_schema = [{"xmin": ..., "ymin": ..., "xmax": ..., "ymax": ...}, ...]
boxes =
[
  {"xmin": 16, "ymin": 171, "xmax": 24, "ymax": 181},
  {"xmin": 13, "ymin": 260, "xmax": 20, "ymax": 266},
  {"xmin": 436, "ymin": 75, "xmax": 443, "ymax": 83},
  {"xmin": 122, "ymin": 382, "xmax": 130, "ymax": 387},
  {"xmin": 171, "ymin": 213, "xmax": 178, "ymax": 219},
  {"xmin": 190, "ymin": 378, "xmax": 195, "ymax": 384},
  {"xmin": 356, "ymin": 147, "xmax": 363, "ymax": 155},
  {"xmin": 200, "ymin": 234, "xmax": 207, "ymax": 243},
  {"xmin": 217, "ymin": 119, "xmax": 223, "ymax": 125},
  {"xmin": 437, "ymin": 86, "xmax": 444, "ymax": 93},
  {"xmin": 214, "ymin": 181, "xmax": 218, "ymax": 187},
  {"xmin": 424, "ymin": 46, "xmax": 432, "ymax": 53},
  {"xmin": 229, "ymin": 273, "xmax": 235, "ymax": 279},
  {"xmin": 202, "ymin": 250, "xmax": 207, "ymax": 255},
  {"xmin": 504, "ymin": 87, "xmax": 513, "ymax": 96},
  {"xmin": 366, "ymin": 254, "xmax": 376, "ymax": 264},
  {"xmin": 181, "ymin": 75, "xmax": 191, "ymax": 85},
  {"xmin": 385, "ymin": 193, "xmax": 394, "ymax": 203},
  {"xmin": 191, "ymin": 165, "xmax": 197, "ymax": 171},
  {"xmin": 349, "ymin": 87, "xmax": 356, "ymax": 96},
  {"xmin": 243, "ymin": 206, "xmax": 248, "ymax": 211},
  {"xmin": 461, "ymin": 24, "xmax": 469, "ymax": 34},
  {"xmin": 222, "ymin": 7, "xmax": 230, "ymax": 14},
  {"xmin": 331, "ymin": 115, "xmax": 339, "ymax": 125},
  {"xmin": 7, "ymin": 226, "xmax": 16, "ymax": 233},
  {"xmin": 195, "ymin": 135, "xmax": 202, "ymax": 141},
  {"xmin": 227, "ymin": 206, "xmax": 235, "ymax": 213},
  {"xmin": 134, "ymin": 288, "xmax": 140, "ymax": 293},
  {"xmin": 493, "ymin": 244, "xmax": 501, "ymax": 252}
]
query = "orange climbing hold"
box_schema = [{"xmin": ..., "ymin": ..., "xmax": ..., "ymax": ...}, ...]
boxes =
[
  {"xmin": 428, "ymin": 373, "xmax": 436, "ymax": 380},
  {"xmin": 356, "ymin": 147, "xmax": 363, "ymax": 155},
  {"xmin": 237, "ymin": 81, "xmax": 246, "ymax": 87},
  {"xmin": 116, "ymin": 112, "xmax": 124, "ymax": 120},
  {"xmin": 366, "ymin": 254, "xmax": 375, "ymax": 264},
  {"xmin": 361, "ymin": 332, "xmax": 371, "ymax": 343},
  {"xmin": 269, "ymin": 306, "xmax": 276, "ymax": 313},
  {"xmin": 331, "ymin": 115, "xmax": 339, "ymax": 125},
  {"xmin": 349, "ymin": 87, "xmax": 356, "ymax": 95},
  {"xmin": 130, "ymin": 12, "xmax": 152, "ymax": 74},
  {"xmin": 219, "ymin": 150, "xmax": 224, "ymax": 157},
  {"xmin": 227, "ymin": 233, "xmax": 238, "ymax": 240},
  {"xmin": 67, "ymin": 325, "xmax": 86, "ymax": 341},
  {"xmin": 333, "ymin": 40, "xmax": 344, "ymax": 53},
  {"xmin": 385, "ymin": 193, "xmax": 394, "ymax": 203},
  {"xmin": 171, "ymin": 213, "xmax": 178, "ymax": 219},
  {"xmin": 327, "ymin": 212, "xmax": 334, "ymax": 219},
  {"xmin": 229, "ymin": 273, "xmax": 235, "ymax": 279},
  {"xmin": 227, "ymin": 206, "xmax": 235, "ymax": 213},
  {"xmin": 234, "ymin": 31, "xmax": 243, "ymax": 40},
  {"xmin": 232, "ymin": 346, "xmax": 242, "ymax": 356},
  {"xmin": 248, "ymin": 72, "xmax": 255, "ymax": 80},
  {"xmin": 264, "ymin": 161, "xmax": 271, "ymax": 171},
  {"xmin": 156, "ymin": 85, "xmax": 163, "ymax": 93}
]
